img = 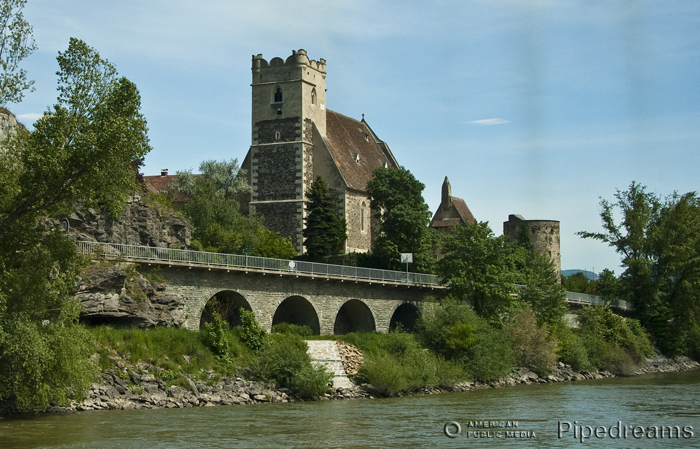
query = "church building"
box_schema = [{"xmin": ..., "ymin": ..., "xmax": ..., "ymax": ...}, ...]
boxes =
[{"xmin": 240, "ymin": 49, "xmax": 399, "ymax": 254}]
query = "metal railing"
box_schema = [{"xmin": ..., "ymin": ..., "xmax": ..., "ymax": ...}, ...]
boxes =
[
  {"xmin": 76, "ymin": 241, "xmax": 441, "ymax": 286},
  {"xmin": 75, "ymin": 241, "xmax": 632, "ymax": 309},
  {"xmin": 565, "ymin": 291, "xmax": 631, "ymax": 311}
]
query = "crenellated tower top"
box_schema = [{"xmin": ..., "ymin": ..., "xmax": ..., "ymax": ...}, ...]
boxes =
[{"xmin": 250, "ymin": 49, "xmax": 327, "ymax": 137}]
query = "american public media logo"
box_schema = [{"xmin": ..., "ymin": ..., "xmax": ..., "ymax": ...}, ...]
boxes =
[
  {"xmin": 443, "ymin": 420, "xmax": 536, "ymax": 440},
  {"xmin": 443, "ymin": 419, "xmax": 695, "ymax": 443}
]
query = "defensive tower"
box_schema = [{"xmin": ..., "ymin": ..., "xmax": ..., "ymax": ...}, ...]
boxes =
[{"xmin": 248, "ymin": 49, "xmax": 327, "ymax": 251}]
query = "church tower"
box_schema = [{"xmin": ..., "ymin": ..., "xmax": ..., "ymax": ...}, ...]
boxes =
[{"xmin": 247, "ymin": 49, "xmax": 327, "ymax": 252}]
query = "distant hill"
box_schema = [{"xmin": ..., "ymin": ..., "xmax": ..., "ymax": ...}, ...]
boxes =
[{"xmin": 561, "ymin": 269, "xmax": 598, "ymax": 280}]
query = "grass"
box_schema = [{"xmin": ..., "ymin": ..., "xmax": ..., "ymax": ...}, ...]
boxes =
[{"xmin": 90, "ymin": 326, "xmax": 253, "ymax": 382}]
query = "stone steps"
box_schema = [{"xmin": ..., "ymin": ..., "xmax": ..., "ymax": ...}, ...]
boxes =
[{"xmin": 305, "ymin": 340, "xmax": 354, "ymax": 389}]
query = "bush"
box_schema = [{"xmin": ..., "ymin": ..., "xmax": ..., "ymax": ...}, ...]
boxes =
[
  {"xmin": 200, "ymin": 312, "xmax": 230, "ymax": 361},
  {"xmin": 250, "ymin": 333, "xmax": 330, "ymax": 397},
  {"xmin": 346, "ymin": 330, "xmax": 465, "ymax": 395},
  {"xmin": 289, "ymin": 363, "xmax": 332, "ymax": 398},
  {"xmin": 506, "ymin": 307, "xmax": 557, "ymax": 376},
  {"xmin": 239, "ymin": 309, "xmax": 268, "ymax": 351},
  {"xmin": 417, "ymin": 299, "xmax": 513, "ymax": 381},
  {"xmin": 356, "ymin": 353, "xmax": 408, "ymax": 396},
  {"xmin": 271, "ymin": 322, "xmax": 314, "ymax": 337},
  {"xmin": 551, "ymin": 323, "xmax": 591, "ymax": 371},
  {"xmin": 576, "ymin": 305, "xmax": 653, "ymax": 375}
]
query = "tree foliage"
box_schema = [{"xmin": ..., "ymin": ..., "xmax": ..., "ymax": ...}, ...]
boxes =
[
  {"xmin": 579, "ymin": 182, "xmax": 700, "ymax": 356},
  {"xmin": 0, "ymin": 38, "xmax": 150, "ymax": 411},
  {"xmin": 417, "ymin": 299, "xmax": 513, "ymax": 381},
  {"xmin": 438, "ymin": 221, "xmax": 520, "ymax": 324},
  {"xmin": 171, "ymin": 159, "xmax": 296, "ymax": 259},
  {"xmin": 0, "ymin": 0, "xmax": 36, "ymax": 106},
  {"xmin": 366, "ymin": 166, "xmax": 433, "ymax": 272},
  {"xmin": 303, "ymin": 176, "xmax": 347, "ymax": 258}
]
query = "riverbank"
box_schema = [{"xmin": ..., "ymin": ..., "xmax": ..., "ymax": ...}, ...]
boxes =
[{"xmin": 0, "ymin": 350, "xmax": 696, "ymax": 416}]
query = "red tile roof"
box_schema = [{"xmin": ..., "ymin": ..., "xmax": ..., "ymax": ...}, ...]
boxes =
[{"xmin": 324, "ymin": 110, "xmax": 399, "ymax": 191}]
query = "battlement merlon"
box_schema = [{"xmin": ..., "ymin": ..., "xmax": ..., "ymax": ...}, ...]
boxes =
[{"xmin": 252, "ymin": 49, "xmax": 327, "ymax": 84}]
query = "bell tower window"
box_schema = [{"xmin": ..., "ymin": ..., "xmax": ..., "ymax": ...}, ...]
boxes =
[{"xmin": 274, "ymin": 87, "xmax": 282, "ymax": 103}]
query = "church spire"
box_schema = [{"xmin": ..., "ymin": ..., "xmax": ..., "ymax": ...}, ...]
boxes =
[{"xmin": 441, "ymin": 176, "xmax": 453, "ymax": 210}]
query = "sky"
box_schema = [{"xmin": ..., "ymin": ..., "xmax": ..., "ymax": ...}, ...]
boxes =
[{"xmin": 10, "ymin": 0, "xmax": 700, "ymax": 273}]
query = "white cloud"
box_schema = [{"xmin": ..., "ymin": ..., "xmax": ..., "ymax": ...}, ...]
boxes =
[
  {"xmin": 469, "ymin": 118, "xmax": 510, "ymax": 125},
  {"xmin": 16, "ymin": 113, "xmax": 43, "ymax": 124}
]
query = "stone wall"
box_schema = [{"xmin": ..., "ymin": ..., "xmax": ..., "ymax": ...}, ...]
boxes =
[
  {"xmin": 252, "ymin": 145, "xmax": 299, "ymax": 201},
  {"xmin": 253, "ymin": 117, "xmax": 300, "ymax": 144},
  {"xmin": 345, "ymin": 190, "xmax": 372, "ymax": 253},
  {"xmin": 254, "ymin": 202, "xmax": 300, "ymax": 241}
]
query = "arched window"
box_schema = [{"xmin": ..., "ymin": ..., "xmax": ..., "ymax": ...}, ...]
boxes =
[
  {"xmin": 274, "ymin": 87, "xmax": 282, "ymax": 103},
  {"xmin": 311, "ymin": 88, "xmax": 317, "ymax": 105}
]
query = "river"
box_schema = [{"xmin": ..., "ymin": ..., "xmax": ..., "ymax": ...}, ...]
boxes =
[{"xmin": 1, "ymin": 369, "xmax": 699, "ymax": 448}]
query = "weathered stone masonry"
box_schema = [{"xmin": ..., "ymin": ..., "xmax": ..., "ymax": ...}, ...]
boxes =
[
  {"xmin": 150, "ymin": 267, "xmax": 432, "ymax": 335},
  {"xmin": 153, "ymin": 266, "xmax": 428, "ymax": 335}
]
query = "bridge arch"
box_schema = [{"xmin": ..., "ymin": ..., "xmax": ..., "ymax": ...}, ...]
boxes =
[
  {"xmin": 199, "ymin": 290, "xmax": 252, "ymax": 329},
  {"xmin": 334, "ymin": 299, "xmax": 376, "ymax": 335},
  {"xmin": 272, "ymin": 296, "xmax": 321, "ymax": 335},
  {"xmin": 389, "ymin": 302, "xmax": 421, "ymax": 332}
]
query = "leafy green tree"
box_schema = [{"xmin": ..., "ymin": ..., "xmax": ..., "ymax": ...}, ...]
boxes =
[
  {"xmin": 366, "ymin": 166, "xmax": 433, "ymax": 272},
  {"xmin": 171, "ymin": 159, "xmax": 296, "ymax": 259},
  {"xmin": 0, "ymin": 0, "xmax": 36, "ymax": 106},
  {"xmin": 561, "ymin": 272, "xmax": 595, "ymax": 294},
  {"xmin": 417, "ymin": 299, "xmax": 513, "ymax": 381},
  {"xmin": 517, "ymin": 252, "xmax": 568, "ymax": 326},
  {"xmin": 579, "ymin": 182, "xmax": 700, "ymax": 356},
  {"xmin": 0, "ymin": 38, "xmax": 150, "ymax": 411},
  {"xmin": 438, "ymin": 221, "xmax": 520, "ymax": 324},
  {"xmin": 303, "ymin": 176, "xmax": 346, "ymax": 258},
  {"xmin": 596, "ymin": 268, "xmax": 620, "ymax": 299}
]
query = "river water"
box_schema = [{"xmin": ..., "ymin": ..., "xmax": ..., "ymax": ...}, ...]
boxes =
[{"xmin": 1, "ymin": 369, "xmax": 699, "ymax": 449}]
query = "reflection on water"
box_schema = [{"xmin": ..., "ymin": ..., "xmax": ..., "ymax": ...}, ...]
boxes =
[{"xmin": 0, "ymin": 370, "xmax": 698, "ymax": 448}]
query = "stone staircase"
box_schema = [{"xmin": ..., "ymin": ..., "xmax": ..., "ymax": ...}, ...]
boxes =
[{"xmin": 304, "ymin": 340, "xmax": 354, "ymax": 389}]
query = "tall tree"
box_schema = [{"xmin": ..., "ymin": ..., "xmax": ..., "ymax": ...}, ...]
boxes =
[
  {"xmin": 366, "ymin": 166, "xmax": 433, "ymax": 272},
  {"xmin": 579, "ymin": 182, "xmax": 700, "ymax": 356},
  {"xmin": 0, "ymin": 0, "xmax": 36, "ymax": 106},
  {"xmin": 170, "ymin": 159, "xmax": 296, "ymax": 259},
  {"xmin": 303, "ymin": 176, "xmax": 347, "ymax": 258},
  {"xmin": 0, "ymin": 38, "xmax": 151, "ymax": 411},
  {"xmin": 438, "ymin": 221, "xmax": 520, "ymax": 324}
]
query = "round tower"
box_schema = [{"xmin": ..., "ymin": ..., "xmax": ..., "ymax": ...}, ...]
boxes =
[{"xmin": 503, "ymin": 214, "xmax": 561, "ymax": 280}]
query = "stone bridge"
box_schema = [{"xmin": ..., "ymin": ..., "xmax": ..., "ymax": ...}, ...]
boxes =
[
  {"xmin": 157, "ymin": 264, "xmax": 433, "ymax": 334},
  {"xmin": 77, "ymin": 242, "xmax": 631, "ymax": 334}
]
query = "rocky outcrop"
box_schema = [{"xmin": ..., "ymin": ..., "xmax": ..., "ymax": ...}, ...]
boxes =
[
  {"xmin": 76, "ymin": 263, "xmax": 186, "ymax": 327},
  {"xmin": 67, "ymin": 194, "xmax": 192, "ymax": 248}
]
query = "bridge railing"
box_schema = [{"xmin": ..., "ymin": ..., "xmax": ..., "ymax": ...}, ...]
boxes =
[
  {"xmin": 565, "ymin": 291, "xmax": 631, "ymax": 311},
  {"xmin": 76, "ymin": 241, "xmax": 441, "ymax": 286}
]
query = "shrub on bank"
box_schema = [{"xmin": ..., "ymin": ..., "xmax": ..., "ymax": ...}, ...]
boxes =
[
  {"xmin": 344, "ymin": 331, "xmax": 464, "ymax": 396},
  {"xmin": 417, "ymin": 299, "xmax": 513, "ymax": 382},
  {"xmin": 573, "ymin": 305, "xmax": 653, "ymax": 375},
  {"xmin": 506, "ymin": 307, "xmax": 558, "ymax": 376},
  {"xmin": 250, "ymin": 333, "xmax": 331, "ymax": 397},
  {"xmin": 551, "ymin": 324, "xmax": 591, "ymax": 371}
]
